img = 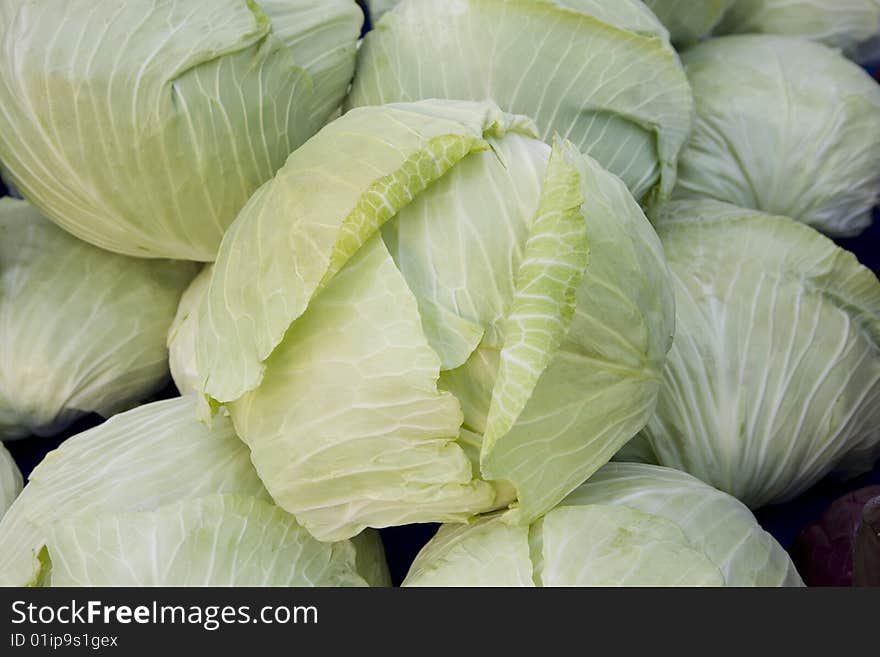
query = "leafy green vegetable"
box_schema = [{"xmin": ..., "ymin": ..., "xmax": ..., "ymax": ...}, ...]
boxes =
[
  {"xmin": 621, "ymin": 200, "xmax": 880, "ymax": 508},
  {"xmin": 717, "ymin": 0, "xmax": 880, "ymax": 63},
  {"xmin": 0, "ymin": 0, "xmax": 363, "ymax": 260},
  {"xmin": 348, "ymin": 0, "xmax": 694, "ymax": 205},
  {"xmin": 673, "ymin": 35, "xmax": 880, "ymax": 237},
  {"xmin": 0, "ymin": 199, "xmax": 197, "ymax": 440},
  {"xmin": 643, "ymin": 0, "xmax": 735, "ymax": 44},
  {"xmin": 403, "ymin": 463, "xmax": 801, "ymax": 586},
  {"xmin": 0, "ymin": 396, "xmax": 389, "ymax": 587},
  {"xmin": 190, "ymin": 99, "xmax": 673, "ymax": 541}
]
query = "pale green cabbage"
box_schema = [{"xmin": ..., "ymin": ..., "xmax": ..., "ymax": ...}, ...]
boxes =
[
  {"xmin": 0, "ymin": 199, "xmax": 196, "ymax": 440},
  {"xmin": 348, "ymin": 0, "xmax": 694, "ymax": 205},
  {"xmin": 673, "ymin": 35, "xmax": 880, "ymax": 237},
  {"xmin": 191, "ymin": 99, "xmax": 674, "ymax": 541},
  {"xmin": 0, "ymin": 396, "xmax": 390, "ymax": 587},
  {"xmin": 0, "ymin": 443, "xmax": 22, "ymax": 519},
  {"xmin": 621, "ymin": 200, "xmax": 880, "ymax": 508},
  {"xmin": 0, "ymin": 0, "xmax": 363, "ymax": 261},
  {"xmin": 643, "ymin": 0, "xmax": 736, "ymax": 44},
  {"xmin": 717, "ymin": 0, "xmax": 880, "ymax": 62},
  {"xmin": 403, "ymin": 463, "xmax": 802, "ymax": 586},
  {"xmin": 167, "ymin": 265, "xmax": 213, "ymax": 396}
]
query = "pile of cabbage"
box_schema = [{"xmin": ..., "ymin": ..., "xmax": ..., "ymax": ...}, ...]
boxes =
[{"xmin": 0, "ymin": 0, "xmax": 878, "ymax": 587}]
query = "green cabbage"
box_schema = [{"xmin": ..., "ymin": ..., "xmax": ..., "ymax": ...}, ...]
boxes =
[
  {"xmin": 191, "ymin": 99, "xmax": 674, "ymax": 541},
  {"xmin": 0, "ymin": 164, "xmax": 19, "ymax": 199},
  {"xmin": 643, "ymin": 0, "xmax": 736, "ymax": 44},
  {"xmin": 621, "ymin": 200, "xmax": 880, "ymax": 508},
  {"xmin": 0, "ymin": 0, "xmax": 363, "ymax": 260},
  {"xmin": 46, "ymin": 495, "xmax": 388, "ymax": 587},
  {"xmin": 0, "ymin": 396, "xmax": 390, "ymax": 587},
  {"xmin": 717, "ymin": 0, "xmax": 880, "ymax": 62},
  {"xmin": 673, "ymin": 35, "xmax": 880, "ymax": 237},
  {"xmin": 348, "ymin": 0, "xmax": 694, "ymax": 205},
  {"xmin": 0, "ymin": 199, "xmax": 196, "ymax": 440},
  {"xmin": 403, "ymin": 463, "xmax": 802, "ymax": 586},
  {"xmin": 0, "ymin": 443, "xmax": 22, "ymax": 519}
]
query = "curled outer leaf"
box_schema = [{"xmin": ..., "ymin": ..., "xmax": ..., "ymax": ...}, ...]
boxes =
[
  {"xmin": 198, "ymin": 100, "xmax": 535, "ymax": 405},
  {"xmin": 479, "ymin": 144, "xmax": 674, "ymax": 525}
]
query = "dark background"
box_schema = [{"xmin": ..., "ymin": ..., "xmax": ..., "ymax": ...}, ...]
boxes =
[{"xmin": 2, "ymin": 3, "xmax": 879, "ymax": 586}]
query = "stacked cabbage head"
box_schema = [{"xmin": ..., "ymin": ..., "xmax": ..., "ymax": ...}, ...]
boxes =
[
  {"xmin": 621, "ymin": 200, "xmax": 880, "ymax": 508},
  {"xmin": 182, "ymin": 99, "xmax": 675, "ymax": 542},
  {"xmin": 674, "ymin": 35, "xmax": 880, "ymax": 237},
  {"xmin": 642, "ymin": 0, "xmax": 736, "ymax": 44},
  {"xmin": 717, "ymin": 0, "xmax": 880, "ymax": 63},
  {"xmin": 0, "ymin": 0, "xmax": 363, "ymax": 260},
  {"xmin": 349, "ymin": 0, "xmax": 694, "ymax": 205},
  {"xmin": 1, "ymin": 199, "xmax": 196, "ymax": 440},
  {"xmin": 403, "ymin": 463, "xmax": 802, "ymax": 586},
  {"xmin": 0, "ymin": 397, "xmax": 390, "ymax": 587}
]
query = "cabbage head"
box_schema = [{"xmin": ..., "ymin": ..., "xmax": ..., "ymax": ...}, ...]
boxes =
[
  {"xmin": 0, "ymin": 0, "xmax": 363, "ymax": 261},
  {"xmin": 717, "ymin": 0, "xmax": 880, "ymax": 63},
  {"xmin": 191, "ymin": 99, "xmax": 675, "ymax": 542},
  {"xmin": 0, "ymin": 396, "xmax": 390, "ymax": 587},
  {"xmin": 0, "ymin": 444, "xmax": 22, "ymax": 520},
  {"xmin": 0, "ymin": 199, "xmax": 197, "ymax": 440},
  {"xmin": 348, "ymin": 0, "xmax": 693, "ymax": 206},
  {"xmin": 642, "ymin": 0, "xmax": 736, "ymax": 44},
  {"xmin": 403, "ymin": 463, "xmax": 802, "ymax": 586},
  {"xmin": 620, "ymin": 200, "xmax": 880, "ymax": 509},
  {"xmin": 673, "ymin": 35, "xmax": 880, "ymax": 238}
]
